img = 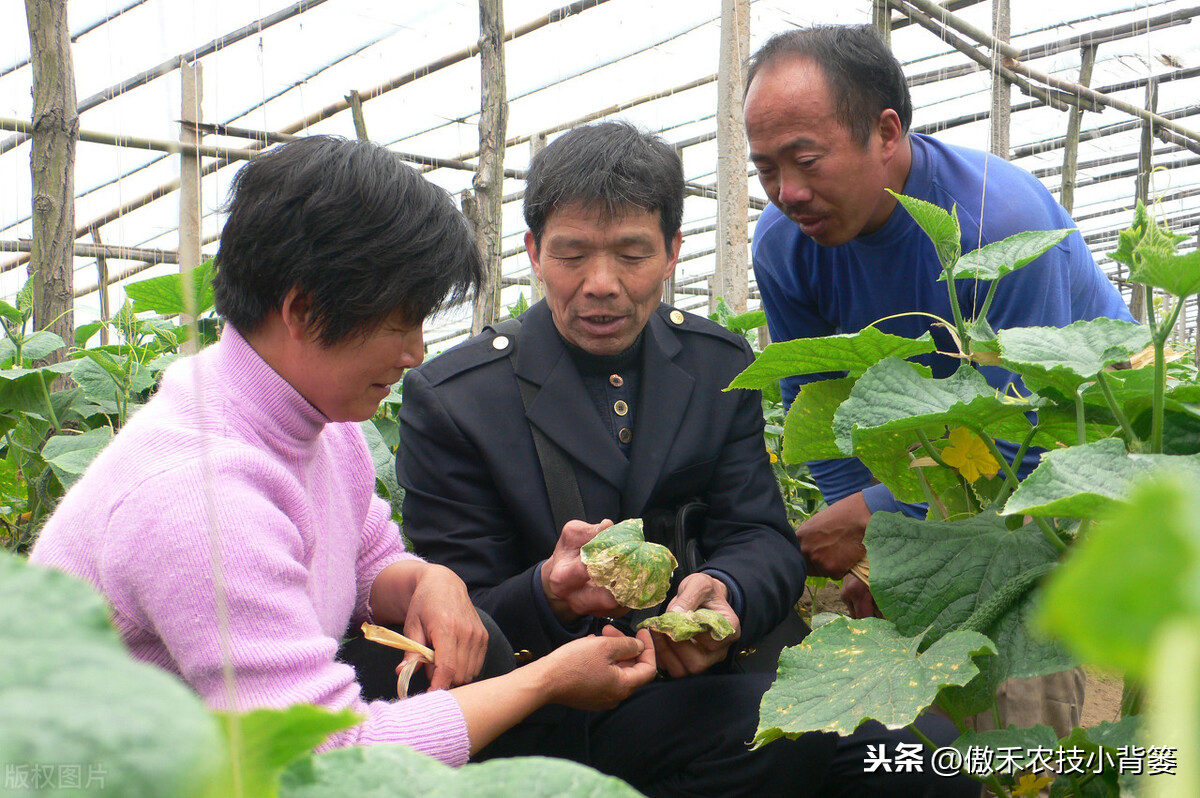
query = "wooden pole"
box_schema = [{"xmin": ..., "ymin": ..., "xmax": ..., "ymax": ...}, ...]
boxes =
[
  {"xmin": 346, "ymin": 90, "xmax": 369, "ymax": 140},
  {"xmin": 1060, "ymin": 44, "xmax": 1097, "ymax": 214},
  {"xmin": 872, "ymin": 0, "xmax": 892, "ymax": 45},
  {"xmin": 24, "ymin": 0, "xmax": 78, "ymax": 366},
  {"xmin": 470, "ymin": 0, "xmax": 509, "ymax": 335},
  {"xmin": 529, "ymin": 132, "xmax": 546, "ymax": 304},
  {"xmin": 92, "ymin": 227, "xmax": 110, "ymax": 345},
  {"xmin": 179, "ymin": 61, "xmax": 202, "ymax": 353},
  {"xmin": 713, "ymin": 0, "xmax": 750, "ymax": 315},
  {"xmin": 1129, "ymin": 78, "xmax": 1159, "ymax": 325},
  {"xmin": 990, "ymin": 0, "xmax": 1011, "ymax": 159}
]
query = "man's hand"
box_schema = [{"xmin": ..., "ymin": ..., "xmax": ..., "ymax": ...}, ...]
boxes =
[
  {"xmin": 542, "ymin": 519, "xmax": 623, "ymax": 623},
  {"xmin": 840, "ymin": 571, "xmax": 882, "ymax": 619},
  {"xmin": 373, "ymin": 561, "xmax": 488, "ymax": 691},
  {"xmin": 796, "ymin": 491, "xmax": 871, "ymax": 578},
  {"xmin": 649, "ymin": 573, "xmax": 742, "ymax": 678}
]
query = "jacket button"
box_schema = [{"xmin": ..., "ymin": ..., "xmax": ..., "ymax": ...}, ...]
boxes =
[
  {"xmin": 614, "ymin": 400, "xmax": 628, "ymax": 416},
  {"xmin": 619, "ymin": 428, "xmax": 633, "ymax": 444},
  {"xmin": 669, "ymin": 310, "xmax": 685, "ymax": 325}
]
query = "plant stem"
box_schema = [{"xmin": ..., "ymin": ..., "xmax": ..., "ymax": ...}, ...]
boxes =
[
  {"xmin": 912, "ymin": 456, "xmax": 949, "ymax": 520},
  {"xmin": 981, "ymin": 433, "xmax": 1065, "ymax": 551},
  {"xmin": 915, "ymin": 429, "xmax": 951, "ymax": 468},
  {"xmin": 998, "ymin": 426, "xmax": 1039, "ymax": 503},
  {"xmin": 976, "ymin": 277, "xmax": 1001, "ymax": 324},
  {"xmin": 1074, "ymin": 389, "xmax": 1087, "ymax": 446},
  {"xmin": 943, "ymin": 266, "xmax": 970, "ymax": 356},
  {"xmin": 1095, "ymin": 371, "xmax": 1137, "ymax": 444},
  {"xmin": 38, "ymin": 374, "xmax": 60, "ymax": 432},
  {"xmin": 1151, "ymin": 337, "xmax": 1165, "ymax": 454}
]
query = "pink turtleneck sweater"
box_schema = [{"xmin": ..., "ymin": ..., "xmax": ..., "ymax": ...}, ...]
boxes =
[{"xmin": 31, "ymin": 325, "xmax": 470, "ymax": 765}]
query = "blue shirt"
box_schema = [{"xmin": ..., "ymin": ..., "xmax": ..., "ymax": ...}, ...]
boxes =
[{"xmin": 752, "ymin": 133, "xmax": 1133, "ymax": 515}]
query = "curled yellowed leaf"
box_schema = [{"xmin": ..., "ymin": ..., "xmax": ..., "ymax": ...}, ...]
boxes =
[
  {"xmin": 360, "ymin": 622, "xmax": 435, "ymax": 662},
  {"xmin": 395, "ymin": 657, "xmax": 424, "ymax": 699}
]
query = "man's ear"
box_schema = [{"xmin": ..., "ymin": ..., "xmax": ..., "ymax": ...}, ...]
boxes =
[
  {"xmin": 525, "ymin": 231, "xmax": 543, "ymax": 282},
  {"xmin": 279, "ymin": 286, "xmax": 313, "ymax": 342},
  {"xmin": 877, "ymin": 108, "xmax": 904, "ymax": 160},
  {"xmin": 664, "ymin": 230, "xmax": 683, "ymax": 281}
]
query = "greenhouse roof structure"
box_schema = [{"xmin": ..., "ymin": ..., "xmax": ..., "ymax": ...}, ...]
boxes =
[{"xmin": 3, "ymin": 0, "xmax": 1200, "ymax": 352}]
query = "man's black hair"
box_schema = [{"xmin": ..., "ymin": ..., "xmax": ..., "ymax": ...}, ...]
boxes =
[
  {"xmin": 213, "ymin": 135, "xmax": 482, "ymax": 345},
  {"xmin": 745, "ymin": 25, "xmax": 913, "ymax": 146},
  {"xmin": 523, "ymin": 121, "xmax": 684, "ymax": 251}
]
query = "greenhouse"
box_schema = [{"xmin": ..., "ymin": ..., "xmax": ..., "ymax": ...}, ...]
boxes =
[{"xmin": 2, "ymin": 1, "xmax": 1199, "ymax": 796}]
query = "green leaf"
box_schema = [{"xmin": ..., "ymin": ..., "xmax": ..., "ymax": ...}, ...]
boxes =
[
  {"xmin": 124, "ymin": 260, "xmax": 216, "ymax": 316},
  {"xmin": 581, "ymin": 519, "xmax": 677, "ymax": 610},
  {"xmin": 0, "ymin": 553, "xmax": 225, "ymax": 798},
  {"xmin": 997, "ymin": 319, "xmax": 1151, "ymax": 397},
  {"xmin": 868, "ymin": 511, "xmax": 1074, "ymax": 680},
  {"xmin": 727, "ymin": 329, "xmax": 936, "ymax": 391},
  {"xmin": 0, "ymin": 299, "xmax": 21, "ymax": 325},
  {"xmin": 212, "ymin": 706, "xmax": 361, "ymax": 798},
  {"xmin": 1108, "ymin": 200, "xmax": 1188, "ymax": 269},
  {"xmin": 725, "ymin": 309, "xmax": 767, "ymax": 334},
  {"xmin": 889, "ymin": 191, "xmax": 961, "ymax": 269},
  {"xmin": 41, "ymin": 428, "xmax": 113, "ymax": 487},
  {"xmin": 1004, "ymin": 439, "xmax": 1200, "ymax": 519},
  {"xmin": 945, "ymin": 229, "xmax": 1073, "ymax": 282},
  {"xmin": 1038, "ymin": 473, "xmax": 1200, "ymax": 677},
  {"xmin": 935, "ymin": 653, "xmax": 1005, "ymax": 719},
  {"xmin": 280, "ymin": 745, "xmax": 643, "ymax": 797},
  {"xmin": 0, "ymin": 364, "xmax": 77, "ymax": 421},
  {"xmin": 833, "ymin": 359, "xmax": 1038, "ymax": 456},
  {"xmin": 17, "ymin": 330, "xmax": 66, "ymax": 362},
  {"xmin": 853, "ymin": 423, "xmax": 960, "ymax": 504},
  {"xmin": 949, "ymin": 725, "xmax": 1060, "ymax": 775},
  {"xmin": 781, "ymin": 377, "xmax": 854, "ymax": 462},
  {"xmin": 360, "ymin": 420, "xmax": 404, "ymax": 511},
  {"xmin": 1130, "ymin": 248, "xmax": 1200, "ymax": 300},
  {"xmin": 75, "ymin": 321, "xmax": 106, "ymax": 348},
  {"xmin": 752, "ymin": 617, "xmax": 993, "ymax": 743},
  {"xmin": 637, "ymin": 608, "xmax": 735, "ymax": 642}
]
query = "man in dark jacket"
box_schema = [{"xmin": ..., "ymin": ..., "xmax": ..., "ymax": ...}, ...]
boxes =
[{"xmin": 397, "ymin": 121, "xmax": 977, "ymax": 798}]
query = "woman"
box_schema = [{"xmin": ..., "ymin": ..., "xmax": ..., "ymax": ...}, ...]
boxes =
[{"xmin": 31, "ymin": 135, "xmax": 655, "ymax": 766}]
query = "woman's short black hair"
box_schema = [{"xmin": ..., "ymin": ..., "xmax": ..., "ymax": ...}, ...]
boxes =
[
  {"xmin": 213, "ymin": 135, "xmax": 482, "ymax": 345},
  {"xmin": 746, "ymin": 25, "xmax": 913, "ymax": 147},
  {"xmin": 523, "ymin": 121, "xmax": 684, "ymax": 252}
]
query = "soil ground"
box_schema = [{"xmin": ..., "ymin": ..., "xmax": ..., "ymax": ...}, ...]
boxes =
[{"xmin": 801, "ymin": 581, "xmax": 1124, "ymax": 728}]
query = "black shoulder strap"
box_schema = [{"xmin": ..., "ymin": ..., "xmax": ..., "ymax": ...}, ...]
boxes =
[{"xmin": 489, "ymin": 317, "xmax": 586, "ymax": 533}]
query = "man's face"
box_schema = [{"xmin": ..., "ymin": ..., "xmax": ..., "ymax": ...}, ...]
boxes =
[
  {"xmin": 527, "ymin": 203, "xmax": 681, "ymax": 357},
  {"xmin": 745, "ymin": 56, "xmax": 898, "ymax": 247}
]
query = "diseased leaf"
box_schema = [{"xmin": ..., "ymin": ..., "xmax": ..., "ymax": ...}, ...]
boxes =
[
  {"xmin": 752, "ymin": 617, "xmax": 993, "ymax": 743},
  {"xmin": 1004, "ymin": 439, "xmax": 1200, "ymax": 518},
  {"xmin": 945, "ymin": 229, "xmax": 1073, "ymax": 282},
  {"xmin": 998, "ymin": 319, "xmax": 1151, "ymax": 397},
  {"xmin": 581, "ymin": 519, "xmax": 677, "ymax": 610},
  {"xmin": 1038, "ymin": 474, "xmax": 1200, "ymax": 677},
  {"xmin": 868, "ymin": 512, "xmax": 1074, "ymax": 680},
  {"xmin": 889, "ymin": 191, "xmax": 961, "ymax": 269},
  {"xmin": 727, "ymin": 329, "xmax": 936, "ymax": 390},
  {"xmin": 637, "ymin": 609, "xmax": 735, "ymax": 642}
]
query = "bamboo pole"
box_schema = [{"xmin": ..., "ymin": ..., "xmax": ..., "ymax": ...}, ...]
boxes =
[
  {"xmin": 470, "ymin": 0, "xmax": 509, "ymax": 335},
  {"xmin": 529, "ymin": 132, "xmax": 546, "ymax": 304},
  {"xmin": 1129, "ymin": 78, "xmax": 1160, "ymax": 324},
  {"xmin": 713, "ymin": 0, "xmax": 750, "ymax": 315},
  {"xmin": 24, "ymin": 0, "xmax": 78, "ymax": 366},
  {"xmin": 179, "ymin": 61, "xmax": 202, "ymax": 352},
  {"xmin": 347, "ymin": 90, "xmax": 369, "ymax": 140},
  {"xmin": 990, "ymin": 0, "xmax": 1011, "ymax": 159},
  {"xmin": 0, "ymin": 240, "xmax": 179, "ymax": 262},
  {"xmin": 91, "ymin": 226, "xmax": 110, "ymax": 345},
  {"xmin": 0, "ymin": 116, "xmax": 258, "ymax": 160},
  {"xmin": 1060, "ymin": 44, "xmax": 1097, "ymax": 214},
  {"xmin": 893, "ymin": 0, "xmax": 1200, "ymax": 150},
  {"xmin": 1, "ymin": 0, "xmax": 331, "ymax": 157}
]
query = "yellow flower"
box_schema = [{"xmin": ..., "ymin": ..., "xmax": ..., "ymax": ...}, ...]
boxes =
[
  {"xmin": 1012, "ymin": 772, "xmax": 1053, "ymax": 797},
  {"xmin": 767, "ymin": 448, "xmax": 779, "ymax": 464},
  {"xmin": 940, "ymin": 427, "xmax": 1000, "ymax": 483}
]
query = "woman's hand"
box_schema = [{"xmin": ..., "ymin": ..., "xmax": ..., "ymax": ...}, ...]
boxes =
[{"xmin": 538, "ymin": 626, "xmax": 658, "ymax": 710}]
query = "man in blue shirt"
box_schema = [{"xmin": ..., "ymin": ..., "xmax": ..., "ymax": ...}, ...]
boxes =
[{"xmin": 744, "ymin": 25, "xmax": 1131, "ymax": 733}]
